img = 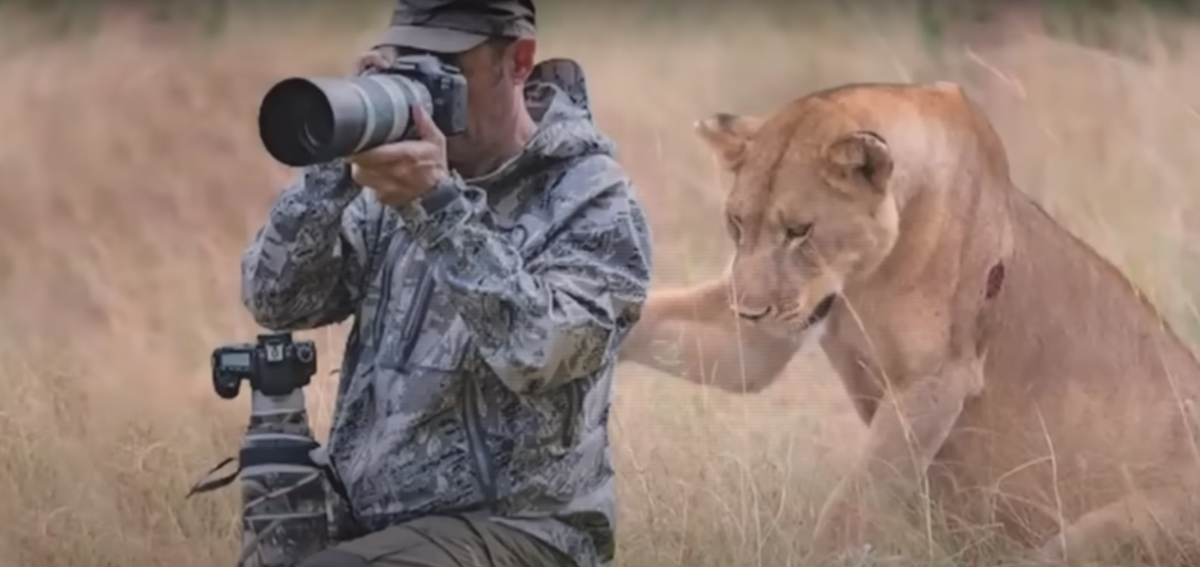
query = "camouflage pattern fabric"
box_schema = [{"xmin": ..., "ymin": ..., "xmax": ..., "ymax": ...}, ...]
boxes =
[
  {"xmin": 241, "ymin": 58, "xmax": 653, "ymax": 567},
  {"xmin": 386, "ymin": 0, "xmax": 536, "ymax": 40},
  {"xmin": 237, "ymin": 408, "xmax": 330, "ymax": 567}
]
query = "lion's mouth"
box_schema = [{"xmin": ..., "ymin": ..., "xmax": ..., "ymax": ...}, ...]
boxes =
[{"xmin": 799, "ymin": 294, "xmax": 837, "ymax": 331}]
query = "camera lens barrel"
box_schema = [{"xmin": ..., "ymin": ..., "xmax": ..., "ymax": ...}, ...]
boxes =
[{"xmin": 258, "ymin": 74, "xmax": 433, "ymax": 168}]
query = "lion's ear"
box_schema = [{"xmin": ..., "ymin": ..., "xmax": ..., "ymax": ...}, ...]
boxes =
[
  {"xmin": 694, "ymin": 113, "xmax": 763, "ymax": 172},
  {"xmin": 821, "ymin": 131, "xmax": 893, "ymax": 193}
]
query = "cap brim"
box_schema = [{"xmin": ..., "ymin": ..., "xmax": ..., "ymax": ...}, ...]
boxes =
[{"xmin": 377, "ymin": 25, "xmax": 488, "ymax": 54}]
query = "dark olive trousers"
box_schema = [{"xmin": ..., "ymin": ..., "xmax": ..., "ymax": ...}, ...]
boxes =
[{"xmin": 297, "ymin": 515, "xmax": 575, "ymax": 567}]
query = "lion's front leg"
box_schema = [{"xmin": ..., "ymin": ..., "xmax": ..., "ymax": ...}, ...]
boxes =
[{"xmin": 806, "ymin": 356, "xmax": 985, "ymax": 562}]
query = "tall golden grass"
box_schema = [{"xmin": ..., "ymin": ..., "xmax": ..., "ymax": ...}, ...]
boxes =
[{"xmin": 2, "ymin": 3, "xmax": 1199, "ymax": 565}]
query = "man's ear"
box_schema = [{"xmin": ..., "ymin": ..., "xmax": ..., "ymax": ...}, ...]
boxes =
[
  {"xmin": 821, "ymin": 131, "xmax": 893, "ymax": 194},
  {"xmin": 694, "ymin": 113, "xmax": 763, "ymax": 172},
  {"xmin": 508, "ymin": 37, "xmax": 537, "ymax": 83}
]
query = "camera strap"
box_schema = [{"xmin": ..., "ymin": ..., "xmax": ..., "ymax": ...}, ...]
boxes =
[{"xmin": 185, "ymin": 442, "xmax": 364, "ymax": 532}]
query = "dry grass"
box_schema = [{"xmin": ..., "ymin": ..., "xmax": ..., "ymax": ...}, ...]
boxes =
[{"xmin": 2, "ymin": 3, "xmax": 1199, "ymax": 566}]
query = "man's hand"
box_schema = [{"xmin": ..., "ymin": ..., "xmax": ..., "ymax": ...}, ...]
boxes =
[
  {"xmin": 354, "ymin": 49, "xmax": 390, "ymax": 75},
  {"xmin": 349, "ymin": 107, "xmax": 450, "ymax": 209}
]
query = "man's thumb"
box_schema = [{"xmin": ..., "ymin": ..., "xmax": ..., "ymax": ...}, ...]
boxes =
[{"xmin": 411, "ymin": 106, "xmax": 444, "ymax": 142}]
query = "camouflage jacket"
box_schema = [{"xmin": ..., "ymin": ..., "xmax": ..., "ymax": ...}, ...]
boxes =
[{"xmin": 240, "ymin": 59, "xmax": 652, "ymax": 567}]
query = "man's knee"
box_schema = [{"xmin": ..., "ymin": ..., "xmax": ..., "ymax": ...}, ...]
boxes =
[{"xmin": 298, "ymin": 515, "xmax": 572, "ymax": 567}]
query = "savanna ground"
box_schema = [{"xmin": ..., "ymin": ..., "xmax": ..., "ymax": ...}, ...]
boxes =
[{"xmin": 2, "ymin": 2, "xmax": 1200, "ymax": 566}]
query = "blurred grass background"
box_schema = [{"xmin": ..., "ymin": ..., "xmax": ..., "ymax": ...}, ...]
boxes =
[{"xmin": 1, "ymin": 1, "xmax": 1199, "ymax": 565}]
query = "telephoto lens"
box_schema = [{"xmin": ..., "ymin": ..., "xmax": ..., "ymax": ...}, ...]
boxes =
[{"xmin": 257, "ymin": 72, "xmax": 434, "ymax": 168}]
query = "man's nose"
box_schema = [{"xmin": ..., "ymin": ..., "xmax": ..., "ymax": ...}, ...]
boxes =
[{"xmin": 734, "ymin": 303, "xmax": 774, "ymax": 322}]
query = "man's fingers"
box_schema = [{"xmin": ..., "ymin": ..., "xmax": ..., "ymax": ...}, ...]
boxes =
[
  {"xmin": 349, "ymin": 162, "xmax": 377, "ymax": 189},
  {"xmin": 412, "ymin": 106, "xmax": 445, "ymax": 144},
  {"xmin": 354, "ymin": 50, "xmax": 388, "ymax": 75},
  {"xmin": 353, "ymin": 140, "xmax": 442, "ymax": 168},
  {"xmin": 350, "ymin": 156, "xmax": 416, "ymax": 188},
  {"xmin": 351, "ymin": 166, "xmax": 395, "ymax": 195},
  {"xmin": 351, "ymin": 142, "xmax": 411, "ymax": 168}
]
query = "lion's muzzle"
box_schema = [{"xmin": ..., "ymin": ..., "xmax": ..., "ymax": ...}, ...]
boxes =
[{"xmin": 732, "ymin": 293, "xmax": 836, "ymax": 332}]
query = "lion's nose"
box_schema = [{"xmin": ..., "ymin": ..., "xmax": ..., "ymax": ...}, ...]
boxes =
[{"xmin": 735, "ymin": 304, "xmax": 774, "ymax": 322}]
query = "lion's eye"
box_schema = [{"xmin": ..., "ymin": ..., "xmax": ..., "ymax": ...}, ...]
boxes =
[{"xmin": 785, "ymin": 224, "xmax": 813, "ymax": 241}]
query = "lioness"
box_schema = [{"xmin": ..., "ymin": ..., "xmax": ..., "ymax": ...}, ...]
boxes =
[{"xmin": 620, "ymin": 82, "xmax": 1200, "ymax": 565}]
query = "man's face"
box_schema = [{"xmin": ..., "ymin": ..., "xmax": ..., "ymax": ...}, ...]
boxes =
[
  {"xmin": 386, "ymin": 37, "xmax": 536, "ymax": 174},
  {"xmin": 443, "ymin": 37, "xmax": 536, "ymax": 171}
]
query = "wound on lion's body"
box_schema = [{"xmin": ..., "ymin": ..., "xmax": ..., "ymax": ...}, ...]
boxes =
[{"xmin": 985, "ymin": 261, "xmax": 1005, "ymax": 300}]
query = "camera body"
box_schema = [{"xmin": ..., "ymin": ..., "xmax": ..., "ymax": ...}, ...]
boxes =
[
  {"xmin": 385, "ymin": 55, "xmax": 469, "ymax": 141},
  {"xmin": 195, "ymin": 331, "xmax": 333, "ymax": 566},
  {"xmin": 211, "ymin": 332, "xmax": 317, "ymax": 399},
  {"xmin": 257, "ymin": 54, "xmax": 470, "ymax": 168}
]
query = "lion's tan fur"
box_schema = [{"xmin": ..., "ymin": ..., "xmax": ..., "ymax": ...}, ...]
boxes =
[{"xmin": 621, "ymin": 82, "xmax": 1200, "ymax": 564}]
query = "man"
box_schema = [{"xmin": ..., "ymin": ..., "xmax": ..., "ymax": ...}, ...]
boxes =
[{"xmin": 240, "ymin": 1, "xmax": 653, "ymax": 565}]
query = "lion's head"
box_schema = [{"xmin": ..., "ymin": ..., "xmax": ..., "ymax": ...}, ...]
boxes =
[{"xmin": 695, "ymin": 96, "xmax": 905, "ymax": 338}]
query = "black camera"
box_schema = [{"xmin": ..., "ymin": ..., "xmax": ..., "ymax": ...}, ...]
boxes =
[
  {"xmin": 195, "ymin": 331, "xmax": 333, "ymax": 565},
  {"xmin": 257, "ymin": 54, "xmax": 470, "ymax": 167},
  {"xmin": 211, "ymin": 332, "xmax": 317, "ymax": 399}
]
